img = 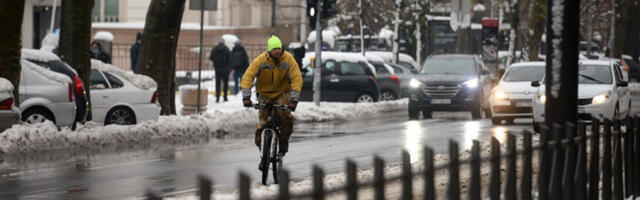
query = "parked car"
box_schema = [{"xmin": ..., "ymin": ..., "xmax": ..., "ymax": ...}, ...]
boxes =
[
  {"xmin": 18, "ymin": 49, "xmax": 85, "ymax": 127},
  {"xmin": 300, "ymin": 52, "xmax": 380, "ymax": 102},
  {"xmin": 532, "ymin": 60, "xmax": 630, "ymax": 130},
  {"xmin": 386, "ymin": 62, "xmax": 416, "ymax": 97},
  {"xmin": 0, "ymin": 78, "xmax": 20, "ymax": 132},
  {"xmin": 90, "ymin": 60, "xmax": 160, "ymax": 125},
  {"xmin": 407, "ymin": 54, "xmax": 493, "ymax": 119},
  {"xmin": 489, "ymin": 62, "xmax": 545, "ymax": 125},
  {"xmin": 365, "ymin": 51, "xmax": 420, "ymax": 71},
  {"xmin": 365, "ymin": 55, "xmax": 402, "ymax": 100}
]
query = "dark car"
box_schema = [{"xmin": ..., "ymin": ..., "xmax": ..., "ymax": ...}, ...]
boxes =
[
  {"xmin": 27, "ymin": 59, "xmax": 88, "ymax": 127},
  {"xmin": 300, "ymin": 57, "xmax": 380, "ymax": 102},
  {"xmin": 407, "ymin": 54, "xmax": 492, "ymax": 119},
  {"xmin": 368, "ymin": 61, "xmax": 402, "ymax": 101}
]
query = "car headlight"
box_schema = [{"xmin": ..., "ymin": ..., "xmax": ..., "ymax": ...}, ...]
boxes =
[
  {"xmin": 493, "ymin": 90, "xmax": 508, "ymax": 100},
  {"xmin": 410, "ymin": 78, "xmax": 423, "ymax": 88},
  {"xmin": 463, "ymin": 78, "xmax": 478, "ymax": 88},
  {"xmin": 592, "ymin": 93, "xmax": 609, "ymax": 105},
  {"xmin": 537, "ymin": 94, "xmax": 547, "ymax": 104}
]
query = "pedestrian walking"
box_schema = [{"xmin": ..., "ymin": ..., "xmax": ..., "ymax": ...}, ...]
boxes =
[
  {"xmin": 130, "ymin": 32, "xmax": 143, "ymax": 73},
  {"xmin": 231, "ymin": 41, "xmax": 249, "ymax": 94},
  {"xmin": 209, "ymin": 38, "xmax": 232, "ymax": 102}
]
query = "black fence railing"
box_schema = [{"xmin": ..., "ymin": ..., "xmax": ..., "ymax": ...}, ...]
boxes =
[{"xmin": 146, "ymin": 116, "xmax": 640, "ymax": 199}]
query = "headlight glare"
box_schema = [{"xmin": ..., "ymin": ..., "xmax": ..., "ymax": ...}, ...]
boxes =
[
  {"xmin": 493, "ymin": 90, "xmax": 508, "ymax": 100},
  {"xmin": 592, "ymin": 94, "xmax": 609, "ymax": 105},
  {"xmin": 410, "ymin": 78, "xmax": 423, "ymax": 88},
  {"xmin": 538, "ymin": 94, "xmax": 547, "ymax": 104},
  {"xmin": 463, "ymin": 78, "xmax": 478, "ymax": 88}
]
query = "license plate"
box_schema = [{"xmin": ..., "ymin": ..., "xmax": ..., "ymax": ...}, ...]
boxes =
[
  {"xmin": 515, "ymin": 101, "xmax": 532, "ymax": 107},
  {"xmin": 431, "ymin": 99, "xmax": 451, "ymax": 104},
  {"xmin": 577, "ymin": 107, "xmax": 586, "ymax": 113}
]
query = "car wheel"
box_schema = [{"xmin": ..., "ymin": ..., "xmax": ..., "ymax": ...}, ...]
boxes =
[
  {"xmin": 422, "ymin": 109, "xmax": 432, "ymax": 119},
  {"xmin": 105, "ymin": 107, "xmax": 136, "ymax": 125},
  {"xmin": 533, "ymin": 123, "xmax": 540, "ymax": 133},
  {"xmin": 381, "ymin": 91, "xmax": 396, "ymax": 101},
  {"xmin": 22, "ymin": 108, "xmax": 55, "ymax": 124},
  {"xmin": 355, "ymin": 93, "xmax": 375, "ymax": 103},
  {"xmin": 408, "ymin": 100, "xmax": 419, "ymax": 120},
  {"xmin": 491, "ymin": 117, "xmax": 502, "ymax": 125}
]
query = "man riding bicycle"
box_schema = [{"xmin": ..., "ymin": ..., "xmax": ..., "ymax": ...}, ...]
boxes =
[{"xmin": 241, "ymin": 35, "xmax": 302, "ymax": 159}]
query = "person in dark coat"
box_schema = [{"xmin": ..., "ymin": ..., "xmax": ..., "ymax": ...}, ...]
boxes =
[
  {"xmin": 90, "ymin": 41, "xmax": 111, "ymax": 64},
  {"xmin": 209, "ymin": 38, "xmax": 232, "ymax": 102},
  {"xmin": 292, "ymin": 44, "xmax": 306, "ymax": 73},
  {"xmin": 130, "ymin": 32, "xmax": 143, "ymax": 73},
  {"xmin": 231, "ymin": 41, "xmax": 249, "ymax": 94}
]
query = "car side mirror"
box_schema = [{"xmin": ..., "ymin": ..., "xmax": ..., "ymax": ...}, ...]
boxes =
[
  {"xmin": 617, "ymin": 81, "xmax": 628, "ymax": 87},
  {"xmin": 531, "ymin": 81, "xmax": 540, "ymax": 87}
]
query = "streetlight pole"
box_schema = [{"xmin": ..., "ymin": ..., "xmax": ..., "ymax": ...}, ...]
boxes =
[
  {"xmin": 313, "ymin": 0, "xmax": 323, "ymax": 106},
  {"xmin": 196, "ymin": 0, "xmax": 204, "ymax": 114},
  {"xmin": 360, "ymin": 0, "xmax": 365, "ymax": 56},
  {"xmin": 392, "ymin": 0, "xmax": 402, "ymax": 64}
]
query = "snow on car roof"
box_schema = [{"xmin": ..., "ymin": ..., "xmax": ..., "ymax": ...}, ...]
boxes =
[
  {"xmin": 40, "ymin": 33, "xmax": 59, "ymax": 52},
  {"xmin": 580, "ymin": 59, "xmax": 613, "ymax": 66},
  {"xmin": 0, "ymin": 78, "xmax": 13, "ymax": 94},
  {"xmin": 365, "ymin": 51, "xmax": 419, "ymax": 68},
  {"xmin": 93, "ymin": 31, "xmax": 114, "ymax": 42},
  {"xmin": 22, "ymin": 48, "xmax": 61, "ymax": 62},
  {"xmin": 22, "ymin": 59, "xmax": 72, "ymax": 84},
  {"xmin": 509, "ymin": 62, "xmax": 546, "ymax": 67},
  {"xmin": 91, "ymin": 59, "xmax": 157, "ymax": 89}
]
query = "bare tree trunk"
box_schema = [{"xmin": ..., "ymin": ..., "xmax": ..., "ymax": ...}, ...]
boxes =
[
  {"xmin": 137, "ymin": 0, "xmax": 186, "ymax": 115},
  {"xmin": 506, "ymin": 0, "xmax": 520, "ymax": 65},
  {"xmin": 622, "ymin": 0, "xmax": 640, "ymax": 56},
  {"xmin": 59, "ymin": 0, "xmax": 94, "ymax": 121},
  {"xmin": 0, "ymin": 1, "xmax": 25, "ymax": 104},
  {"xmin": 613, "ymin": 0, "xmax": 629, "ymax": 58},
  {"xmin": 527, "ymin": 0, "xmax": 545, "ymax": 61}
]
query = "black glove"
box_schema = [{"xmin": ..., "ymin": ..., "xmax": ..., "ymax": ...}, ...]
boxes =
[
  {"xmin": 288, "ymin": 101, "xmax": 298, "ymax": 112},
  {"xmin": 243, "ymin": 98, "xmax": 252, "ymax": 107}
]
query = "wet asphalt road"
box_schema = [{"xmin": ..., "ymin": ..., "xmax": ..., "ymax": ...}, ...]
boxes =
[{"xmin": 1, "ymin": 96, "xmax": 640, "ymax": 199}]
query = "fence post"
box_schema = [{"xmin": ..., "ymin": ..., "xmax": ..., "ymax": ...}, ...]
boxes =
[
  {"xmin": 448, "ymin": 140, "xmax": 460, "ymax": 200},
  {"xmin": 199, "ymin": 175, "xmax": 212, "ymax": 200},
  {"xmin": 613, "ymin": 119, "xmax": 624, "ymax": 200},
  {"xmin": 423, "ymin": 147, "xmax": 435, "ymax": 200},
  {"xmin": 279, "ymin": 169, "xmax": 290, "ymax": 200},
  {"xmin": 489, "ymin": 137, "xmax": 501, "ymax": 200},
  {"xmin": 346, "ymin": 160, "xmax": 358, "ymax": 200},
  {"xmin": 549, "ymin": 123, "xmax": 564, "ymax": 200},
  {"xmin": 589, "ymin": 118, "xmax": 601, "ymax": 200},
  {"xmin": 505, "ymin": 132, "xmax": 517, "ymax": 200},
  {"xmin": 603, "ymin": 119, "xmax": 613, "ymax": 200},
  {"xmin": 402, "ymin": 150, "xmax": 412, "ymax": 200},
  {"xmin": 313, "ymin": 165, "xmax": 324, "ymax": 200},
  {"xmin": 623, "ymin": 117, "xmax": 634, "ymax": 198},
  {"xmin": 562, "ymin": 123, "xmax": 576, "ymax": 200},
  {"xmin": 574, "ymin": 123, "xmax": 587, "ymax": 200},
  {"xmin": 146, "ymin": 191, "xmax": 162, "ymax": 200},
  {"xmin": 538, "ymin": 124, "xmax": 550, "ymax": 200},
  {"xmin": 469, "ymin": 140, "xmax": 481, "ymax": 200},
  {"xmin": 521, "ymin": 130, "xmax": 533, "ymax": 200},
  {"xmin": 239, "ymin": 172, "xmax": 251, "ymax": 200},
  {"xmin": 374, "ymin": 156, "xmax": 385, "ymax": 200}
]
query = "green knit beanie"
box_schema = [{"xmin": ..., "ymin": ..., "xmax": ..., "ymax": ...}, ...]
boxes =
[{"xmin": 267, "ymin": 35, "xmax": 282, "ymax": 52}]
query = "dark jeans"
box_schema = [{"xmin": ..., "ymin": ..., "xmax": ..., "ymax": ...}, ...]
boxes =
[
  {"xmin": 233, "ymin": 72, "xmax": 243, "ymax": 94},
  {"xmin": 215, "ymin": 70, "xmax": 230, "ymax": 100}
]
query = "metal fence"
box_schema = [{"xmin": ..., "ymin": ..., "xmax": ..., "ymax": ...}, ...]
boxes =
[{"xmin": 146, "ymin": 116, "xmax": 640, "ymax": 199}]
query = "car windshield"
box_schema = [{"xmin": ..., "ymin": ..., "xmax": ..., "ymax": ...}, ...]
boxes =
[
  {"xmin": 420, "ymin": 57, "xmax": 475, "ymax": 74},
  {"xmin": 502, "ymin": 66, "xmax": 545, "ymax": 82},
  {"xmin": 579, "ymin": 64, "xmax": 612, "ymax": 84}
]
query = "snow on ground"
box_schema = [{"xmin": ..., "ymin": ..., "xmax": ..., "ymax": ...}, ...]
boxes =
[
  {"xmin": 0, "ymin": 78, "xmax": 13, "ymax": 93},
  {"xmin": 0, "ymin": 92, "xmax": 407, "ymax": 154},
  {"xmin": 91, "ymin": 59, "xmax": 157, "ymax": 89}
]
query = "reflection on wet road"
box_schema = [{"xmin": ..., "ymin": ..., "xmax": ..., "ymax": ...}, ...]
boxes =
[{"xmin": 0, "ymin": 112, "xmax": 539, "ymax": 199}]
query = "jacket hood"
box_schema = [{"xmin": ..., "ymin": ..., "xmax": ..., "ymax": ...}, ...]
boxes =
[{"xmin": 232, "ymin": 45, "xmax": 245, "ymax": 52}]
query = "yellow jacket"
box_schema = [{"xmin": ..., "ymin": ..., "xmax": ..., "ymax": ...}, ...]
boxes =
[{"xmin": 241, "ymin": 51, "xmax": 302, "ymax": 101}]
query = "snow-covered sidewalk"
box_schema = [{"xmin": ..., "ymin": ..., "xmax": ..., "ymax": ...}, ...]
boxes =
[{"xmin": 0, "ymin": 95, "xmax": 408, "ymax": 154}]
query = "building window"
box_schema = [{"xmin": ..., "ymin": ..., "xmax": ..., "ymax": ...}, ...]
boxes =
[{"xmin": 92, "ymin": 0, "xmax": 119, "ymax": 22}]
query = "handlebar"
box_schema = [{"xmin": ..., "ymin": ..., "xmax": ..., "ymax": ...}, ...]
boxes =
[{"xmin": 252, "ymin": 103, "xmax": 289, "ymax": 111}]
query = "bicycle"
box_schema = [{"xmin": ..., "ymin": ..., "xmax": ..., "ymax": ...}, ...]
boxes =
[{"xmin": 253, "ymin": 103, "xmax": 288, "ymax": 185}]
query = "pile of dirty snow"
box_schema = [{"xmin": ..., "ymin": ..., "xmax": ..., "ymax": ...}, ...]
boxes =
[
  {"xmin": 629, "ymin": 82, "xmax": 640, "ymax": 95},
  {"xmin": 91, "ymin": 59, "xmax": 157, "ymax": 89},
  {"xmin": 0, "ymin": 78, "xmax": 13, "ymax": 93}
]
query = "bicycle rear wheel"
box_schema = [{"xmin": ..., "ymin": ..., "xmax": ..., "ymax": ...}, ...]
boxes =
[{"xmin": 261, "ymin": 129, "xmax": 273, "ymax": 185}]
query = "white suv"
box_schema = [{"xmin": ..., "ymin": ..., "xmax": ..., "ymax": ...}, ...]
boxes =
[{"xmin": 18, "ymin": 49, "xmax": 82, "ymax": 127}]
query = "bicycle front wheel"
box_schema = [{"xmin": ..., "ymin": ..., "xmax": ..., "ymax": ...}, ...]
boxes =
[
  {"xmin": 272, "ymin": 137, "xmax": 280, "ymax": 184},
  {"xmin": 261, "ymin": 129, "xmax": 273, "ymax": 185}
]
